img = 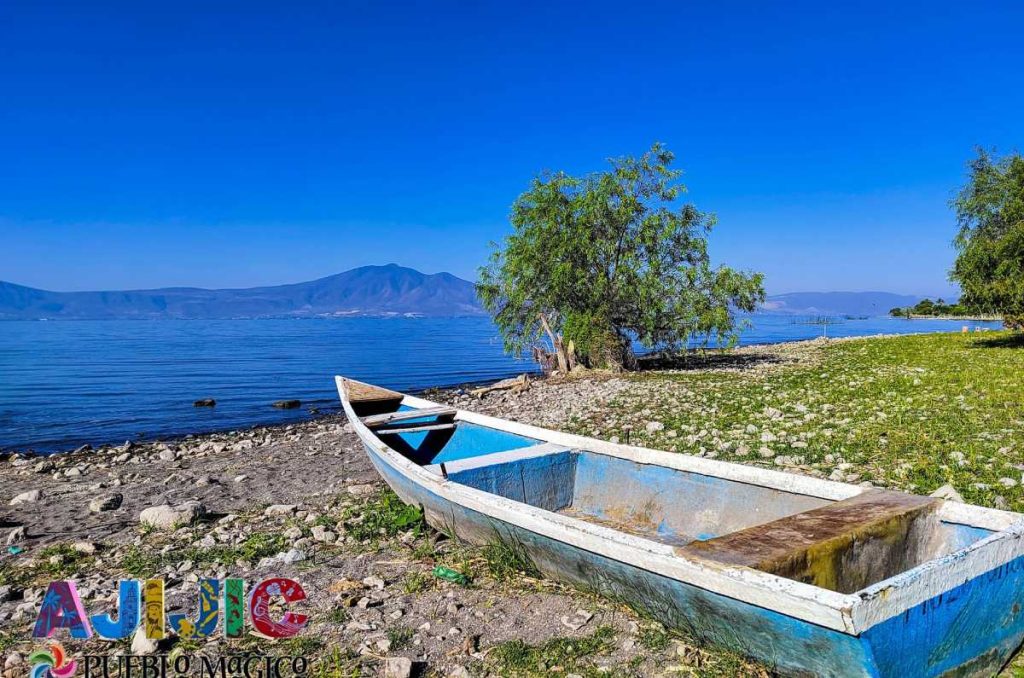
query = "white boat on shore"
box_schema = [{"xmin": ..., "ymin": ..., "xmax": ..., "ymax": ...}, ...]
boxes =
[{"xmin": 336, "ymin": 376, "xmax": 1024, "ymax": 677}]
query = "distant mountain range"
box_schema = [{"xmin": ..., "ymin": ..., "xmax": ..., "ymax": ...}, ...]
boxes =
[
  {"xmin": 762, "ymin": 291, "xmax": 930, "ymax": 316},
  {"xmin": 0, "ymin": 266, "xmax": 943, "ymax": 320},
  {"xmin": 0, "ymin": 264, "xmax": 486, "ymax": 319}
]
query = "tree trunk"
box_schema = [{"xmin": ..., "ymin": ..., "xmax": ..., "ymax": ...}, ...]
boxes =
[{"xmin": 538, "ymin": 313, "xmax": 570, "ymax": 373}]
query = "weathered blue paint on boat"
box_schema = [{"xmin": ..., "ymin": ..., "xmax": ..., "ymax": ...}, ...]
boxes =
[
  {"xmin": 366, "ymin": 441, "xmax": 876, "ymax": 677},
  {"xmin": 572, "ymin": 450, "xmax": 830, "ymax": 544},
  {"xmin": 861, "ymin": 556, "xmax": 1024, "ymax": 676},
  {"xmin": 337, "ymin": 376, "xmax": 1024, "ymax": 677}
]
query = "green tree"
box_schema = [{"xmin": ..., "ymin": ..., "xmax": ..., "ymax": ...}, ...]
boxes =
[
  {"xmin": 951, "ymin": 148, "xmax": 1024, "ymax": 329},
  {"xmin": 477, "ymin": 144, "xmax": 765, "ymax": 371}
]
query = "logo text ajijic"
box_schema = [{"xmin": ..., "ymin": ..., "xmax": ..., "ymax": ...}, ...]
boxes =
[{"xmin": 32, "ymin": 578, "xmax": 307, "ymax": 640}]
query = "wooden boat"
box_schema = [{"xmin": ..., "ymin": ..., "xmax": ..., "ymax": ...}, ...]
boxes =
[{"xmin": 336, "ymin": 377, "xmax": 1024, "ymax": 677}]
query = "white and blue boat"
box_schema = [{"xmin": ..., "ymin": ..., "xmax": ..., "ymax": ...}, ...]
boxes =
[{"xmin": 336, "ymin": 377, "xmax": 1024, "ymax": 677}]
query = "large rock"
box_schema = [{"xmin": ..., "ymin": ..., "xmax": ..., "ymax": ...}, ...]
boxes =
[
  {"xmin": 9, "ymin": 490, "xmax": 41, "ymax": 505},
  {"xmin": 930, "ymin": 484, "xmax": 964, "ymax": 503},
  {"xmin": 193, "ymin": 399, "xmax": 216, "ymax": 407},
  {"xmin": 382, "ymin": 657, "xmax": 412, "ymax": 678},
  {"xmin": 272, "ymin": 400, "xmax": 301, "ymax": 409},
  {"xmin": 89, "ymin": 493, "xmax": 123, "ymax": 512},
  {"xmin": 139, "ymin": 501, "xmax": 205, "ymax": 530}
]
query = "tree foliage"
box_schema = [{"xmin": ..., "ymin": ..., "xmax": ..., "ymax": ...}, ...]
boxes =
[
  {"xmin": 951, "ymin": 148, "xmax": 1024, "ymax": 328},
  {"xmin": 477, "ymin": 144, "xmax": 765, "ymax": 370}
]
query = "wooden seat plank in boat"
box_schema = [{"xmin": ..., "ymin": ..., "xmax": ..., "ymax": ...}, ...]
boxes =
[
  {"xmin": 361, "ymin": 406, "xmax": 457, "ymax": 428},
  {"xmin": 678, "ymin": 490, "xmax": 941, "ymax": 593},
  {"xmin": 372, "ymin": 421, "xmax": 457, "ymax": 435}
]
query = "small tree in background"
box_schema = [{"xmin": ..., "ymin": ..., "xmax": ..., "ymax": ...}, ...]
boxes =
[
  {"xmin": 477, "ymin": 143, "xmax": 765, "ymax": 371},
  {"xmin": 951, "ymin": 148, "xmax": 1024, "ymax": 329}
]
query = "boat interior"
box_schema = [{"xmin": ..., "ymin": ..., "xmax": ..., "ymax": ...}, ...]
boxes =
[{"xmin": 346, "ymin": 382, "xmax": 994, "ymax": 595}]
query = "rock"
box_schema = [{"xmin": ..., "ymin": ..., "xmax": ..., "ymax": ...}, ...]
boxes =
[
  {"xmin": 6, "ymin": 527, "xmax": 26, "ymax": 545},
  {"xmin": 930, "ymin": 484, "xmax": 964, "ymax": 503},
  {"xmin": 0, "ymin": 586, "xmax": 13, "ymax": 603},
  {"xmin": 645, "ymin": 421, "xmax": 665, "ymax": 434},
  {"xmin": 999, "ymin": 477, "xmax": 1018, "ymax": 488},
  {"xmin": 4, "ymin": 653, "xmax": 23, "ymax": 669},
  {"xmin": 347, "ymin": 484, "xmax": 376, "ymax": 497},
  {"xmin": 193, "ymin": 399, "xmax": 216, "ymax": 407},
  {"xmin": 33, "ymin": 461, "xmax": 55, "ymax": 474},
  {"xmin": 139, "ymin": 501, "xmax": 205, "ymax": 529},
  {"xmin": 272, "ymin": 400, "xmax": 301, "ymax": 409},
  {"xmin": 382, "ymin": 657, "xmax": 412, "ymax": 678},
  {"xmin": 9, "ymin": 490, "xmax": 42, "ymax": 505},
  {"xmin": 72, "ymin": 541, "xmax": 97, "ymax": 555},
  {"xmin": 280, "ymin": 549, "xmax": 306, "ymax": 564},
  {"xmin": 233, "ymin": 475, "xmax": 248, "ymax": 483},
  {"xmin": 362, "ymin": 575, "xmax": 385, "ymax": 590},
  {"xmin": 448, "ymin": 667, "xmax": 472, "ymax": 678},
  {"xmin": 283, "ymin": 526, "xmax": 303, "ymax": 540},
  {"xmin": 310, "ymin": 526, "xmax": 336, "ymax": 543},
  {"xmin": 131, "ymin": 626, "xmax": 158, "ymax": 655},
  {"xmin": 89, "ymin": 493, "xmax": 123, "ymax": 512},
  {"xmin": 158, "ymin": 449, "xmax": 176, "ymax": 461},
  {"xmin": 264, "ymin": 504, "xmax": 297, "ymax": 517}
]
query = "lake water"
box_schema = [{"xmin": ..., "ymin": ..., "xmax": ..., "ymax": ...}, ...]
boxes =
[{"xmin": 0, "ymin": 315, "xmax": 1002, "ymax": 452}]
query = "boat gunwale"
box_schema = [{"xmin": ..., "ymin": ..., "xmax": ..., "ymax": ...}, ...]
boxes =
[{"xmin": 335, "ymin": 376, "xmax": 1024, "ymax": 635}]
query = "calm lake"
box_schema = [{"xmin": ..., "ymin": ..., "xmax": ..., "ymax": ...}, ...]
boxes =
[{"xmin": 0, "ymin": 315, "xmax": 1002, "ymax": 452}]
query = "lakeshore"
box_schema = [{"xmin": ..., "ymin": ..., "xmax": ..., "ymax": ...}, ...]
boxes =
[{"xmin": 2, "ymin": 331, "xmax": 1024, "ymax": 676}]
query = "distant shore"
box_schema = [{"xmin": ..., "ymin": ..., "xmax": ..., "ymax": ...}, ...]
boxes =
[{"xmin": 899, "ymin": 314, "xmax": 1003, "ymax": 321}]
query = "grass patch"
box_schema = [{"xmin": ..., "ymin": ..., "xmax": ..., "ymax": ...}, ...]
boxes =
[
  {"xmin": 482, "ymin": 534, "xmax": 541, "ymax": 582},
  {"xmin": 386, "ymin": 626, "xmax": 413, "ymax": 651},
  {"xmin": 326, "ymin": 608, "xmax": 350, "ymax": 624},
  {"xmin": 121, "ymin": 532, "xmax": 288, "ymax": 576},
  {"xmin": 636, "ymin": 623, "xmax": 670, "ymax": 651},
  {"xmin": 341, "ymin": 489, "xmax": 424, "ymax": 545},
  {"xmin": 402, "ymin": 570, "xmax": 432, "ymax": 594},
  {"xmin": 311, "ymin": 647, "xmax": 364, "ymax": 678},
  {"xmin": 487, "ymin": 625, "xmax": 616, "ymax": 677}
]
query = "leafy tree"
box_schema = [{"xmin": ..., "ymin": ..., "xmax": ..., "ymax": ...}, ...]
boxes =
[
  {"xmin": 477, "ymin": 144, "xmax": 765, "ymax": 370},
  {"xmin": 951, "ymin": 148, "xmax": 1024, "ymax": 329}
]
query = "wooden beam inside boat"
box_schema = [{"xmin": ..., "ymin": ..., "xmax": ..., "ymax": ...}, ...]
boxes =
[
  {"xmin": 372, "ymin": 421, "xmax": 457, "ymax": 435},
  {"xmin": 361, "ymin": 406, "xmax": 457, "ymax": 428},
  {"xmin": 679, "ymin": 490, "xmax": 941, "ymax": 593}
]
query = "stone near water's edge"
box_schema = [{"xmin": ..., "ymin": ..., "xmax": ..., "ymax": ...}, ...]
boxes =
[
  {"xmin": 193, "ymin": 399, "xmax": 216, "ymax": 407},
  {"xmin": 139, "ymin": 501, "xmax": 205, "ymax": 530}
]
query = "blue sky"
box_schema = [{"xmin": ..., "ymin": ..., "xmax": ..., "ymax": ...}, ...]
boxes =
[{"xmin": 1, "ymin": 1, "xmax": 1021, "ymax": 296}]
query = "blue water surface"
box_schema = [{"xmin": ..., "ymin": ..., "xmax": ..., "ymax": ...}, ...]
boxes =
[{"xmin": 0, "ymin": 314, "xmax": 1002, "ymax": 452}]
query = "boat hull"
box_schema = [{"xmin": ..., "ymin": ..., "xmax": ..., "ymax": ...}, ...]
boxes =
[{"xmin": 363, "ymin": 443, "xmax": 874, "ymax": 676}]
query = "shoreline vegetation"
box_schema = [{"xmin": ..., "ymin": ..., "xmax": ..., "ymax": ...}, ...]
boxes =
[{"xmin": 3, "ymin": 330, "xmax": 1024, "ymax": 675}]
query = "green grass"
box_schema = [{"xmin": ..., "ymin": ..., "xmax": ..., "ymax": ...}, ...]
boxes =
[
  {"xmin": 482, "ymin": 534, "xmax": 541, "ymax": 582},
  {"xmin": 121, "ymin": 532, "xmax": 288, "ymax": 576},
  {"xmin": 487, "ymin": 625, "xmax": 617, "ymax": 677},
  {"xmin": 340, "ymin": 488, "xmax": 424, "ymax": 545},
  {"xmin": 570, "ymin": 332, "xmax": 1024, "ymax": 511},
  {"xmin": 402, "ymin": 570, "xmax": 432, "ymax": 594},
  {"xmin": 386, "ymin": 626, "xmax": 413, "ymax": 651}
]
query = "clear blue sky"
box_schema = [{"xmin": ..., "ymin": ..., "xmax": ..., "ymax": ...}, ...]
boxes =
[{"xmin": 1, "ymin": 1, "xmax": 1021, "ymax": 296}]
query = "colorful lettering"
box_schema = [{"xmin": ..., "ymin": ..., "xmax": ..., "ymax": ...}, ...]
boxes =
[
  {"xmin": 248, "ymin": 578, "xmax": 307, "ymax": 638},
  {"xmin": 223, "ymin": 578, "xmax": 245, "ymax": 638},
  {"xmin": 90, "ymin": 580, "xmax": 141, "ymax": 640},
  {"xmin": 143, "ymin": 579, "xmax": 165, "ymax": 639},
  {"xmin": 32, "ymin": 581, "xmax": 92, "ymax": 639},
  {"xmin": 169, "ymin": 578, "xmax": 220, "ymax": 638}
]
